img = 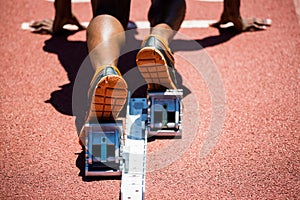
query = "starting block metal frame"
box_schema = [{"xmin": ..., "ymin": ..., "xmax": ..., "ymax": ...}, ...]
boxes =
[
  {"xmin": 82, "ymin": 89, "xmax": 183, "ymax": 199},
  {"xmin": 84, "ymin": 121, "xmax": 123, "ymax": 176},
  {"xmin": 147, "ymin": 89, "xmax": 183, "ymax": 137},
  {"xmin": 121, "ymin": 95, "xmax": 148, "ymax": 200}
]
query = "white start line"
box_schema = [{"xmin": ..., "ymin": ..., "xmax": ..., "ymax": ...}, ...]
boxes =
[
  {"xmin": 21, "ymin": 19, "xmax": 232, "ymax": 31},
  {"xmin": 23, "ymin": 0, "xmax": 228, "ymax": 31}
]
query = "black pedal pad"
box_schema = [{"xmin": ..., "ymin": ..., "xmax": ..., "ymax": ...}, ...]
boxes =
[
  {"xmin": 147, "ymin": 89, "xmax": 183, "ymax": 137},
  {"xmin": 84, "ymin": 121, "xmax": 123, "ymax": 176}
]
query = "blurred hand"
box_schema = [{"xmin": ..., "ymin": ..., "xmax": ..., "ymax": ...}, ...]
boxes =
[
  {"xmin": 241, "ymin": 18, "xmax": 272, "ymax": 31},
  {"xmin": 211, "ymin": 17, "xmax": 272, "ymax": 32},
  {"xmin": 29, "ymin": 14, "xmax": 85, "ymax": 34}
]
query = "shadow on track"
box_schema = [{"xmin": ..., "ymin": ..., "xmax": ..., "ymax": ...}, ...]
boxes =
[
  {"xmin": 42, "ymin": 25, "xmax": 239, "ymax": 119},
  {"xmin": 75, "ymin": 149, "xmax": 122, "ymax": 182},
  {"xmin": 39, "ymin": 24, "xmax": 239, "ymax": 181}
]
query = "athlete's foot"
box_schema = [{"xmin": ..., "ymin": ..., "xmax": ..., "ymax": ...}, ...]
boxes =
[
  {"xmin": 78, "ymin": 65, "xmax": 127, "ymax": 146},
  {"xmin": 87, "ymin": 65, "xmax": 128, "ymax": 121},
  {"xmin": 136, "ymin": 35, "xmax": 177, "ymax": 91}
]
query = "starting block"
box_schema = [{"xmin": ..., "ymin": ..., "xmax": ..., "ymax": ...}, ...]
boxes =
[
  {"xmin": 147, "ymin": 89, "xmax": 183, "ymax": 137},
  {"xmin": 82, "ymin": 88, "xmax": 183, "ymax": 200},
  {"xmin": 84, "ymin": 120, "xmax": 123, "ymax": 176},
  {"xmin": 121, "ymin": 94, "xmax": 148, "ymax": 200}
]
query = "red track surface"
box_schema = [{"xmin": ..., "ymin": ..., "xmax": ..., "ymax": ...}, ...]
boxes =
[{"xmin": 1, "ymin": 0, "xmax": 299, "ymax": 199}]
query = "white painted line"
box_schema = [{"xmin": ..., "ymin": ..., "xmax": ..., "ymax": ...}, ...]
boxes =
[
  {"xmin": 131, "ymin": 20, "xmax": 218, "ymax": 29},
  {"xmin": 47, "ymin": 0, "xmax": 90, "ymax": 2},
  {"xmin": 133, "ymin": 21, "xmax": 150, "ymax": 29},
  {"xmin": 21, "ymin": 22, "xmax": 32, "ymax": 31},
  {"xmin": 219, "ymin": 22, "xmax": 234, "ymax": 28},
  {"xmin": 182, "ymin": 20, "xmax": 217, "ymax": 28},
  {"xmin": 21, "ymin": 20, "xmax": 219, "ymax": 31}
]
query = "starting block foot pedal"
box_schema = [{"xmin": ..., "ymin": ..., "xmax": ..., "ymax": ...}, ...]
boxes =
[
  {"xmin": 83, "ymin": 120, "xmax": 123, "ymax": 176},
  {"xmin": 147, "ymin": 89, "xmax": 183, "ymax": 137}
]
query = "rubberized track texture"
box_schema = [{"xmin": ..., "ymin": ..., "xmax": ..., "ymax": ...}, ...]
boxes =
[{"xmin": 1, "ymin": 0, "xmax": 299, "ymax": 199}]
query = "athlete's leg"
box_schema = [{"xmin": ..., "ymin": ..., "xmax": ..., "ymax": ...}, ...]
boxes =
[
  {"xmin": 83, "ymin": 0, "xmax": 131, "ymax": 122},
  {"xmin": 148, "ymin": 0, "xmax": 186, "ymax": 44},
  {"xmin": 136, "ymin": 0, "xmax": 186, "ymax": 90},
  {"xmin": 87, "ymin": 0, "xmax": 131, "ymax": 69}
]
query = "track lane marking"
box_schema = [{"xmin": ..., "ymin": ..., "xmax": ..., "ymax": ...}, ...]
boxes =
[{"xmin": 21, "ymin": 20, "xmax": 222, "ymax": 31}]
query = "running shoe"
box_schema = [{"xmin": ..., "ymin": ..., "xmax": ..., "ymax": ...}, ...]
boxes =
[{"xmin": 136, "ymin": 35, "xmax": 177, "ymax": 91}]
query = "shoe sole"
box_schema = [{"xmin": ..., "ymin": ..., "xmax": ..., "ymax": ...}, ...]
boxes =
[
  {"xmin": 87, "ymin": 75, "xmax": 128, "ymax": 121},
  {"xmin": 136, "ymin": 47, "xmax": 176, "ymax": 90}
]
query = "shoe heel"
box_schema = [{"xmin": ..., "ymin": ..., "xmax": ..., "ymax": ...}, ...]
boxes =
[
  {"xmin": 137, "ymin": 48, "xmax": 176, "ymax": 90},
  {"xmin": 89, "ymin": 75, "xmax": 128, "ymax": 121}
]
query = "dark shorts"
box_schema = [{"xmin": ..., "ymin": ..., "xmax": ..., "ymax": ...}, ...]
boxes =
[{"xmin": 91, "ymin": 0, "xmax": 186, "ymax": 30}]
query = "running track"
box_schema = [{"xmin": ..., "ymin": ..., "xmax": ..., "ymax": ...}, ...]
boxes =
[{"xmin": 0, "ymin": 0, "xmax": 299, "ymax": 199}]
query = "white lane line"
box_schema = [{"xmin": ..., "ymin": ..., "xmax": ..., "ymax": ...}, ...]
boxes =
[
  {"xmin": 21, "ymin": 20, "xmax": 218, "ymax": 31},
  {"xmin": 134, "ymin": 20, "xmax": 218, "ymax": 29},
  {"xmin": 182, "ymin": 20, "xmax": 217, "ymax": 28}
]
